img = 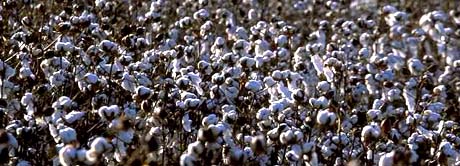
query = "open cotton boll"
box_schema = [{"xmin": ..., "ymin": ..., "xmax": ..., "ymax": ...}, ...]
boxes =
[
  {"xmin": 99, "ymin": 40, "xmax": 118, "ymax": 52},
  {"xmin": 387, "ymin": 88, "xmax": 401, "ymax": 102},
  {"xmin": 423, "ymin": 110, "xmax": 441, "ymax": 123},
  {"xmin": 361, "ymin": 123, "xmax": 381, "ymax": 141},
  {"xmin": 269, "ymin": 101, "xmax": 285, "ymax": 113},
  {"xmin": 59, "ymin": 145, "xmax": 77, "ymax": 166},
  {"xmin": 316, "ymin": 81, "xmax": 330, "ymax": 92},
  {"xmin": 98, "ymin": 105, "xmax": 120, "ymax": 121},
  {"xmin": 312, "ymin": 54, "xmax": 324, "ymax": 74},
  {"xmin": 378, "ymin": 151, "xmax": 395, "ymax": 166},
  {"xmin": 256, "ymin": 108, "xmax": 270, "ymax": 120},
  {"xmin": 90, "ymin": 137, "xmax": 113, "ymax": 154},
  {"xmin": 53, "ymin": 96, "xmax": 72, "ymax": 110},
  {"xmin": 367, "ymin": 109, "xmax": 382, "ymax": 121},
  {"xmin": 408, "ymin": 58, "xmax": 425, "ymax": 76},
  {"xmin": 180, "ymin": 153, "xmax": 197, "ymax": 166},
  {"xmin": 19, "ymin": 67, "xmax": 35, "ymax": 79},
  {"xmin": 280, "ymin": 130, "xmax": 295, "ymax": 144},
  {"xmin": 186, "ymin": 72, "xmax": 204, "ymax": 95},
  {"xmin": 202, "ymin": 114, "xmax": 218, "ymax": 126},
  {"xmin": 439, "ymin": 141, "xmax": 456, "ymax": 157},
  {"xmin": 59, "ymin": 127, "xmax": 77, "ymax": 144},
  {"xmin": 20, "ymin": 93, "xmax": 33, "ymax": 106},
  {"xmin": 427, "ymin": 102, "xmax": 445, "ymax": 113},
  {"xmin": 316, "ymin": 96, "xmax": 329, "ymax": 108},
  {"xmin": 83, "ymin": 73, "xmax": 98, "ymax": 84},
  {"xmin": 285, "ymin": 149, "xmax": 301, "ymax": 162},
  {"xmin": 187, "ymin": 141, "xmax": 204, "ymax": 157},
  {"xmin": 182, "ymin": 113, "xmax": 192, "ymax": 132},
  {"xmin": 263, "ymin": 77, "xmax": 276, "ymax": 87},
  {"xmin": 316, "ymin": 109, "xmax": 337, "ymax": 126},
  {"xmin": 55, "ymin": 42, "xmax": 75, "ymax": 52},
  {"xmin": 50, "ymin": 70, "xmax": 67, "ymax": 87},
  {"xmin": 134, "ymin": 72, "xmax": 152, "ymax": 87},
  {"xmin": 135, "ymin": 86, "xmax": 153, "ymax": 100},
  {"xmin": 184, "ymin": 98, "xmax": 201, "ymax": 109},
  {"xmin": 113, "ymin": 141, "xmax": 127, "ymax": 162},
  {"xmin": 245, "ymin": 80, "xmax": 262, "ymax": 92},
  {"xmin": 121, "ymin": 72, "xmax": 136, "ymax": 93},
  {"xmin": 123, "ymin": 108, "xmax": 136, "ymax": 120},
  {"xmin": 275, "ymin": 35, "xmax": 288, "ymax": 48},
  {"xmin": 16, "ymin": 160, "xmax": 31, "ymax": 166},
  {"xmin": 63, "ymin": 111, "xmax": 85, "ymax": 124},
  {"xmin": 76, "ymin": 149, "xmax": 87, "ymax": 162},
  {"xmin": 117, "ymin": 129, "xmax": 134, "ymax": 144},
  {"xmin": 223, "ymin": 110, "xmax": 238, "ymax": 123}
]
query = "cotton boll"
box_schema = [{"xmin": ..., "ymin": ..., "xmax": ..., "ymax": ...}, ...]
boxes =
[
  {"xmin": 367, "ymin": 109, "xmax": 382, "ymax": 121},
  {"xmin": 423, "ymin": 110, "xmax": 441, "ymax": 123},
  {"xmin": 387, "ymin": 88, "xmax": 401, "ymax": 102},
  {"xmin": 439, "ymin": 141, "xmax": 455, "ymax": 157},
  {"xmin": 256, "ymin": 108, "xmax": 270, "ymax": 120},
  {"xmin": 378, "ymin": 151, "xmax": 394, "ymax": 166},
  {"xmin": 293, "ymin": 130, "xmax": 304, "ymax": 142},
  {"xmin": 59, "ymin": 145, "xmax": 77, "ymax": 166},
  {"xmin": 263, "ymin": 77, "xmax": 276, "ymax": 87},
  {"xmin": 265, "ymin": 128, "xmax": 279, "ymax": 141},
  {"xmin": 361, "ymin": 123, "xmax": 381, "ymax": 143},
  {"xmin": 316, "ymin": 109, "xmax": 337, "ymax": 126},
  {"xmin": 245, "ymin": 80, "xmax": 262, "ymax": 92},
  {"xmin": 19, "ymin": 67, "xmax": 35, "ymax": 79},
  {"xmin": 248, "ymin": 8, "xmax": 258, "ymax": 21},
  {"xmin": 50, "ymin": 70, "xmax": 67, "ymax": 87},
  {"xmin": 427, "ymin": 102, "xmax": 445, "ymax": 113},
  {"xmin": 123, "ymin": 108, "xmax": 136, "ymax": 120},
  {"xmin": 291, "ymin": 89, "xmax": 306, "ymax": 102},
  {"xmin": 280, "ymin": 130, "xmax": 295, "ymax": 144},
  {"xmin": 239, "ymin": 57, "xmax": 256, "ymax": 70},
  {"xmin": 271, "ymin": 70, "xmax": 283, "ymax": 81},
  {"xmin": 84, "ymin": 73, "xmax": 98, "ymax": 84},
  {"xmin": 341, "ymin": 120, "xmax": 353, "ymax": 132},
  {"xmin": 63, "ymin": 111, "xmax": 85, "ymax": 124},
  {"xmin": 99, "ymin": 40, "xmax": 118, "ymax": 53},
  {"xmin": 184, "ymin": 98, "xmax": 201, "ymax": 109},
  {"xmin": 16, "ymin": 160, "xmax": 31, "ymax": 166},
  {"xmin": 117, "ymin": 129, "xmax": 134, "ymax": 143},
  {"xmin": 98, "ymin": 105, "xmax": 120, "ymax": 121},
  {"xmin": 187, "ymin": 141, "xmax": 204, "ymax": 157},
  {"xmin": 285, "ymin": 149, "xmax": 301, "ymax": 162},
  {"xmin": 269, "ymin": 101, "xmax": 285, "ymax": 113},
  {"xmin": 372, "ymin": 99, "xmax": 385, "ymax": 110},
  {"xmin": 202, "ymin": 114, "xmax": 218, "ymax": 126},
  {"xmin": 223, "ymin": 110, "xmax": 238, "ymax": 123},
  {"xmin": 180, "ymin": 153, "xmax": 196, "ymax": 166},
  {"xmin": 228, "ymin": 147, "xmax": 247, "ymax": 164},
  {"xmin": 89, "ymin": 137, "xmax": 113, "ymax": 154},
  {"xmin": 55, "ymin": 42, "xmax": 75, "ymax": 52},
  {"xmin": 75, "ymin": 148, "xmax": 87, "ymax": 162},
  {"xmin": 234, "ymin": 28, "xmax": 249, "ymax": 40},
  {"xmin": 321, "ymin": 145, "xmax": 334, "ymax": 157},
  {"xmin": 20, "ymin": 93, "xmax": 33, "ymax": 106},
  {"xmin": 276, "ymin": 35, "xmax": 288, "ymax": 47},
  {"xmin": 408, "ymin": 58, "xmax": 425, "ymax": 76},
  {"xmin": 59, "ymin": 127, "xmax": 77, "ymax": 144},
  {"xmin": 316, "ymin": 81, "xmax": 330, "ymax": 92},
  {"xmin": 316, "ymin": 96, "xmax": 329, "ymax": 108},
  {"xmin": 135, "ymin": 86, "xmax": 153, "ymax": 100}
]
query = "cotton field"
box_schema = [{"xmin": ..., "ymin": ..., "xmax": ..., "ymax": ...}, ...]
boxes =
[{"xmin": 0, "ymin": 0, "xmax": 459, "ymax": 165}]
